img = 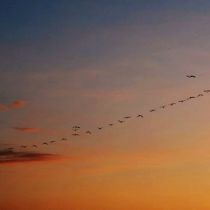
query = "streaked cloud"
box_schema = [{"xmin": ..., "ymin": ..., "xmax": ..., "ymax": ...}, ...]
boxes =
[
  {"xmin": 9, "ymin": 100, "xmax": 27, "ymax": 109},
  {"xmin": 0, "ymin": 100, "xmax": 27, "ymax": 112},
  {"xmin": 13, "ymin": 127, "xmax": 40, "ymax": 133},
  {"xmin": 0, "ymin": 149, "xmax": 61, "ymax": 164},
  {"xmin": 0, "ymin": 103, "xmax": 9, "ymax": 112}
]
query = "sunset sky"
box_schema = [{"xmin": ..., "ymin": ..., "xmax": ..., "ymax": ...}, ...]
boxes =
[{"xmin": 1, "ymin": 1, "xmax": 210, "ymax": 209}]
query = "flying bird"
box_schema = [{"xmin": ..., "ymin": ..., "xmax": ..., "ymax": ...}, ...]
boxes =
[
  {"xmin": 178, "ymin": 100, "xmax": 185, "ymax": 103},
  {"xmin": 186, "ymin": 75, "xmax": 196, "ymax": 78},
  {"xmin": 150, "ymin": 109, "xmax": 156, "ymax": 112},
  {"xmin": 86, "ymin": 131, "xmax": 92, "ymax": 135},
  {"xmin": 118, "ymin": 120, "xmax": 124, "ymax": 123},
  {"xmin": 197, "ymin": 94, "xmax": 204, "ymax": 97},
  {"xmin": 32, "ymin": 145, "xmax": 38, "ymax": 148},
  {"xmin": 137, "ymin": 114, "xmax": 144, "ymax": 118},
  {"xmin": 160, "ymin": 105, "xmax": 166, "ymax": 109},
  {"xmin": 108, "ymin": 123, "xmax": 114, "ymax": 126},
  {"xmin": 72, "ymin": 133, "xmax": 79, "ymax": 136},
  {"xmin": 43, "ymin": 142, "xmax": 48, "ymax": 145},
  {"xmin": 72, "ymin": 125, "xmax": 81, "ymax": 132},
  {"xmin": 170, "ymin": 103, "xmax": 176, "ymax": 106},
  {"xmin": 50, "ymin": 140, "xmax": 56, "ymax": 143},
  {"xmin": 98, "ymin": 127, "xmax": 103, "ymax": 130},
  {"xmin": 124, "ymin": 116, "xmax": 131, "ymax": 119},
  {"xmin": 61, "ymin": 138, "xmax": 67, "ymax": 141}
]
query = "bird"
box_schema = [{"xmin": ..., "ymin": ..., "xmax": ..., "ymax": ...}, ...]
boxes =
[
  {"xmin": 72, "ymin": 133, "xmax": 79, "ymax": 136},
  {"xmin": 43, "ymin": 142, "xmax": 48, "ymax": 145},
  {"xmin": 170, "ymin": 103, "xmax": 176, "ymax": 106},
  {"xmin": 150, "ymin": 109, "xmax": 156, "ymax": 112},
  {"xmin": 118, "ymin": 120, "xmax": 124, "ymax": 123},
  {"xmin": 86, "ymin": 131, "xmax": 92, "ymax": 135},
  {"xmin": 197, "ymin": 94, "xmax": 204, "ymax": 97},
  {"xmin": 98, "ymin": 127, "xmax": 103, "ymax": 130},
  {"xmin": 61, "ymin": 138, "xmax": 67, "ymax": 141},
  {"xmin": 160, "ymin": 105, "xmax": 166, "ymax": 109},
  {"xmin": 204, "ymin": 90, "xmax": 210, "ymax": 93},
  {"xmin": 137, "ymin": 114, "xmax": 144, "ymax": 118},
  {"xmin": 108, "ymin": 123, "xmax": 114, "ymax": 126},
  {"xmin": 186, "ymin": 75, "xmax": 196, "ymax": 78},
  {"xmin": 32, "ymin": 145, "xmax": 38, "ymax": 148},
  {"xmin": 189, "ymin": 96, "xmax": 195, "ymax": 99},
  {"xmin": 72, "ymin": 126, "xmax": 80, "ymax": 132},
  {"xmin": 50, "ymin": 140, "xmax": 56, "ymax": 143},
  {"xmin": 178, "ymin": 100, "xmax": 185, "ymax": 103},
  {"xmin": 124, "ymin": 116, "xmax": 131, "ymax": 119},
  {"xmin": 21, "ymin": 145, "xmax": 27, "ymax": 148}
]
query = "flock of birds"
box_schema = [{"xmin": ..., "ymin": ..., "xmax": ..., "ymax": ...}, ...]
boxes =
[{"xmin": 5, "ymin": 74, "xmax": 210, "ymax": 151}]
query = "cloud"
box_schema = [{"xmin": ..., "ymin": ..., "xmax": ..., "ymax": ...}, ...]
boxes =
[
  {"xmin": 0, "ymin": 100, "xmax": 27, "ymax": 112},
  {"xmin": 0, "ymin": 149, "xmax": 61, "ymax": 164},
  {"xmin": 0, "ymin": 103, "xmax": 9, "ymax": 112},
  {"xmin": 13, "ymin": 127, "xmax": 40, "ymax": 133},
  {"xmin": 9, "ymin": 100, "xmax": 27, "ymax": 109}
]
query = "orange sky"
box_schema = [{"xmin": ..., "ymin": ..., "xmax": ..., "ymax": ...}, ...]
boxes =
[{"xmin": 1, "ymin": 1, "xmax": 210, "ymax": 209}]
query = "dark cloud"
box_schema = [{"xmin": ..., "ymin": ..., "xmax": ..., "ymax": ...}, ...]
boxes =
[{"xmin": 0, "ymin": 149, "xmax": 61, "ymax": 164}]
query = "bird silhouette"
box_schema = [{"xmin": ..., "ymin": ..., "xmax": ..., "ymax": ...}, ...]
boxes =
[
  {"xmin": 150, "ymin": 109, "xmax": 156, "ymax": 112},
  {"xmin": 137, "ymin": 114, "xmax": 144, "ymax": 118},
  {"xmin": 72, "ymin": 133, "xmax": 79, "ymax": 136},
  {"xmin": 61, "ymin": 138, "xmax": 67, "ymax": 141},
  {"xmin": 170, "ymin": 103, "xmax": 176, "ymax": 106},
  {"xmin": 43, "ymin": 142, "xmax": 48, "ymax": 145},
  {"xmin": 72, "ymin": 125, "xmax": 80, "ymax": 132},
  {"xmin": 50, "ymin": 140, "xmax": 56, "ymax": 143},
  {"xmin": 186, "ymin": 75, "xmax": 196, "ymax": 78},
  {"xmin": 98, "ymin": 127, "xmax": 103, "ymax": 130},
  {"xmin": 118, "ymin": 120, "xmax": 124, "ymax": 123},
  {"xmin": 160, "ymin": 105, "xmax": 166, "ymax": 109},
  {"xmin": 32, "ymin": 145, "xmax": 38, "ymax": 148},
  {"xmin": 86, "ymin": 131, "xmax": 92, "ymax": 134},
  {"xmin": 124, "ymin": 116, "xmax": 131, "ymax": 119},
  {"xmin": 108, "ymin": 123, "xmax": 114, "ymax": 126},
  {"xmin": 178, "ymin": 100, "xmax": 185, "ymax": 103},
  {"xmin": 197, "ymin": 94, "xmax": 204, "ymax": 97}
]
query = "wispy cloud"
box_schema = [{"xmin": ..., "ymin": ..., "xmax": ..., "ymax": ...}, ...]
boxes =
[
  {"xmin": 0, "ymin": 103, "xmax": 9, "ymax": 112},
  {"xmin": 13, "ymin": 127, "xmax": 40, "ymax": 133},
  {"xmin": 0, "ymin": 100, "xmax": 27, "ymax": 112},
  {"xmin": 0, "ymin": 149, "xmax": 61, "ymax": 164},
  {"xmin": 9, "ymin": 100, "xmax": 27, "ymax": 109}
]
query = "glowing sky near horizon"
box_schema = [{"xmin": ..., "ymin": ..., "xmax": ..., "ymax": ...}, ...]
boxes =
[{"xmin": 1, "ymin": 1, "xmax": 210, "ymax": 209}]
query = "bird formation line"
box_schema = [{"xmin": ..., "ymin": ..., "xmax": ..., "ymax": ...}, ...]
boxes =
[
  {"xmin": 4, "ymin": 75, "xmax": 210, "ymax": 152},
  {"xmin": 5, "ymin": 88, "xmax": 210, "ymax": 152}
]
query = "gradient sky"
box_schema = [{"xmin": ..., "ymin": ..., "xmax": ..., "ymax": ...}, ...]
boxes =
[{"xmin": 1, "ymin": 1, "xmax": 210, "ymax": 209}]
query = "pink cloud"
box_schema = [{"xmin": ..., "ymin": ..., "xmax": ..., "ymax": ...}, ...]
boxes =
[
  {"xmin": 13, "ymin": 127, "xmax": 40, "ymax": 133},
  {"xmin": 0, "ymin": 100, "xmax": 27, "ymax": 112},
  {"xmin": 0, "ymin": 104, "xmax": 9, "ymax": 112},
  {"xmin": 9, "ymin": 100, "xmax": 27, "ymax": 109}
]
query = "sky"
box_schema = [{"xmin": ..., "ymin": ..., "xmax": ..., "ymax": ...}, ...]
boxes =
[{"xmin": 1, "ymin": 0, "xmax": 210, "ymax": 209}]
